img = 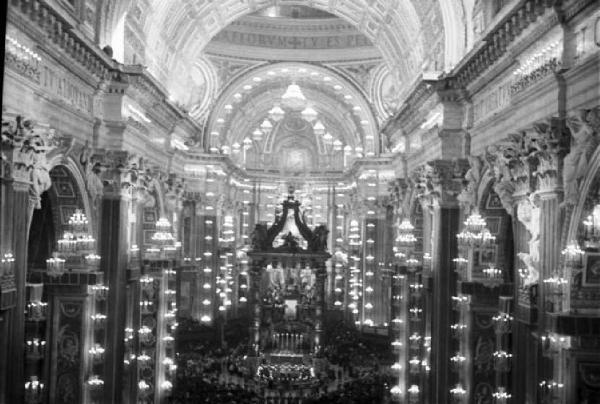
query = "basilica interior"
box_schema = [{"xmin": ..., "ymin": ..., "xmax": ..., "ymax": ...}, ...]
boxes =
[{"xmin": 1, "ymin": 0, "xmax": 600, "ymax": 403}]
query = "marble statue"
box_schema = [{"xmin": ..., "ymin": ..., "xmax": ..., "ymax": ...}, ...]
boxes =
[
  {"xmin": 562, "ymin": 109, "xmax": 599, "ymax": 206},
  {"xmin": 516, "ymin": 194, "xmax": 541, "ymax": 287},
  {"xmin": 79, "ymin": 144, "xmax": 104, "ymax": 203}
]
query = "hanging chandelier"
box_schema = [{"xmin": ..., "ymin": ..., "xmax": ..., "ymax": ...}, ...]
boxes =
[
  {"xmin": 456, "ymin": 212, "xmax": 495, "ymax": 248},
  {"xmin": 58, "ymin": 209, "xmax": 95, "ymax": 253},
  {"xmin": 281, "ymin": 83, "xmax": 307, "ymax": 110},
  {"xmin": 396, "ymin": 218, "xmax": 417, "ymax": 247},
  {"xmin": 151, "ymin": 217, "xmax": 175, "ymax": 245}
]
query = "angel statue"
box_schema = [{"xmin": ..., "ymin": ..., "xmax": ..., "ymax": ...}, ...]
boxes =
[
  {"xmin": 250, "ymin": 224, "xmax": 268, "ymax": 251},
  {"xmin": 517, "ymin": 252, "xmax": 539, "ymax": 287},
  {"xmin": 310, "ymin": 225, "xmax": 329, "ymax": 252},
  {"xmin": 562, "ymin": 109, "xmax": 598, "ymax": 206}
]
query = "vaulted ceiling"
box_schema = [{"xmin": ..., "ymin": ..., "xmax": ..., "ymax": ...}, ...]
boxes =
[{"xmin": 97, "ymin": 0, "xmax": 474, "ymax": 168}]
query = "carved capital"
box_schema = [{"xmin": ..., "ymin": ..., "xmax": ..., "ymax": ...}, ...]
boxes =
[
  {"xmin": 485, "ymin": 133, "xmax": 529, "ymax": 213},
  {"xmin": 411, "ymin": 159, "xmax": 468, "ymax": 209},
  {"xmin": 98, "ymin": 150, "xmax": 140, "ymax": 199},
  {"xmin": 525, "ymin": 119, "xmax": 568, "ymax": 195},
  {"xmin": 1, "ymin": 115, "xmax": 58, "ymax": 207}
]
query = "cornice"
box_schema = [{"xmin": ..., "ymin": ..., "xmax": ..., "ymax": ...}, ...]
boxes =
[
  {"xmin": 224, "ymin": 16, "xmax": 360, "ymax": 33},
  {"xmin": 451, "ymin": 0, "xmax": 560, "ymax": 89}
]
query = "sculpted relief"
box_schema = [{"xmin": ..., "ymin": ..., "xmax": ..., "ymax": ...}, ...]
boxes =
[{"xmin": 562, "ymin": 108, "xmax": 600, "ymax": 206}]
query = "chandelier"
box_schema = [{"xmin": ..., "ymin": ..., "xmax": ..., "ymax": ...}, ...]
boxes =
[
  {"xmin": 456, "ymin": 212, "xmax": 495, "ymax": 248},
  {"xmin": 151, "ymin": 217, "xmax": 175, "ymax": 245},
  {"xmin": 47, "ymin": 209, "xmax": 98, "ymax": 276},
  {"xmin": 58, "ymin": 209, "xmax": 95, "ymax": 253},
  {"xmin": 147, "ymin": 217, "xmax": 181, "ymax": 259},
  {"xmin": 46, "ymin": 254, "xmax": 66, "ymax": 278},
  {"xmin": 241, "ymin": 82, "xmax": 352, "ymax": 162},
  {"xmin": 281, "ymin": 83, "xmax": 307, "ymax": 110},
  {"xmin": 396, "ymin": 218, "xmax": 417, "ymax": 247}
]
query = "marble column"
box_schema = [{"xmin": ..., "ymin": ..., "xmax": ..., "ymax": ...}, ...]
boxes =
[
  {"xmin": 5, "ymin": 183, "xmax": 36, "ymax": 404},
  {"xmin": 314, "ymin": 262, "xmax": 327, "ymax": 355},
  {"xmin": 1, "ymin": 115, "xmax": 55, "ymax": 404},
  {"xmin": 249, "ymin": 261, "xmax": 262, "ymax": 354},
  {"xmin": 537, "ymin": 193, "xmax": 561, "ymax": 321},
  {"xmin": 100, "ymin": 178, "xmax": 131, "ymax": 403},
  {"xmin": 431, "ymin": 205, "xmax": 460, "ymax": 404}
]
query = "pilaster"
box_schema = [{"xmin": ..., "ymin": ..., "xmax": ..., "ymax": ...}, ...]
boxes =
[
  {"xmin": 1, "ymin": 115, "xmax": 57, "ymax": 403},
  {"xmin": 98, "ymin": 151, "xmax": 134, "ymax": 403}
]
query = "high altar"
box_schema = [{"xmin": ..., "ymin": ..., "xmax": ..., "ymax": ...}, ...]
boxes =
[{"xmin": 246, "ymin": 193, "xmax": 330, "ymax": 384}]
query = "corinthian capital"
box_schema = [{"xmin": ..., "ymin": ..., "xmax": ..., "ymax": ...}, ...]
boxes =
[
  {"xmin": 485, "ymin": 132, "xmax": 531, "ymax": 209},
  {"xmin": 412, "ymin": 159, "xmax": 468, "ymax": 209},
  {"xmin": 524, "ymin": 119, "xmax": 568, "ymax": 194},
  {"xmin": 98, "ymin": 150, "xmax": 140, "ymax": 198},
  {"xmin": 1, "ymin": 115, "xmax": 58, "ymax": 207}
]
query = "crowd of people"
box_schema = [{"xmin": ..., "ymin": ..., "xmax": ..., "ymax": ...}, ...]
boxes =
[
  {"xmin": 322, "ymin": 322, "xmax": 392, "ymax": 371},
  {"xmin": 304, "ymin": 373, "xmax": 394, "ymax": 404},
  {"xmin": 169, "ymin": 319, "xmax": 394, "ymax": 403}
]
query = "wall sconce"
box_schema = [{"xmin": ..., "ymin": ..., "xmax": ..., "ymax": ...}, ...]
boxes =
[
  {"xmin": 26, "ymin": 301, "xmax": 47, "ymax": 322},
  {"xmin": 91, "ymin": 284, "xmax": 109, "ymax": 301},
  {"xmin": 1, "ymin": 252, "xmax": 15, "ymax": 276},
  {"xmin": 25, "ymin": 338, "xmax": 46, "ymax": 358},
  {"xmin": 450, "ymin": 385, "xmax": 467, "ymax": 403},
  {"xmin": 138, "ymin": 326, "xmax": 154, "ymax": 345},
  {"xmin": 450, "ymin": 354, "xmax": 467, "ymax": 372},
  {"xmin": 89, "ymin": 344, "xmax": 105, "ymax": 363},
  {"xmin": 90, "ymin": 313, "xmax": 107, "ymax": 329},
  {"xmin": 46, "ymin": 254, "xmax": 66, "ymax": 278},
  {"xmin": 24, "ymin": 376, "xmax": 44, "ymax": 404},
  {"xmin": 493, "ymin": 350, "xmax": 513, "ymax": 372},
  {"xmin": 561, "ymin": 241, "xmax": 584, "ymax": 267},
  {"xmin": 493, "ymin": 387, "xmax": 511, "ymax": 404},
  {"xmin": 492, "ymin": 313, "xmax": 513, "ymax": 334},
  {"xmin": 137, "ymin": 352, "xmax": 152, "ymax": 369}
]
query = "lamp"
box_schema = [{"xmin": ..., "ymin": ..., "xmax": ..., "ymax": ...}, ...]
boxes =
[
  {"xmin": 457, "ymin": 212, "xmax": 495, "ymax": 248},
  {"xmin": 24, "ymin": 376, "xmax": 44, "ymax": 404},
  {"xmin": 268, "ymin": 105, "xmax": 285, "ymax": 122},
  {"xmin": 46, "ymin": 254, "xmax": 66, "ymax": 278},
  {"xmin": 281, "ymin": 83, "xmax": 306, "ymax": 110},
  {"xmin": 313, "ymin": 120, "xmax": 325, "ymax": 136},
  {"xmin": 260, "ymin": 119, "xmax": 273, "ymax": 135},
  {"xmin": 301, "ymin": 106, "xmax": 318, "ymax": 122},
  {"xmin": 252, "ymin": 128, "xmax": 263, "ymax": 141}
]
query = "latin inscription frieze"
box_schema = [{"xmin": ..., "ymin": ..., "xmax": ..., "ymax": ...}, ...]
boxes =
[
  {"xmin": 213, "ymin": 30, "xmax": 371, "ymax": 49},
  {"xmin": 40, "ymin": 62, "xmax": 94, "ymax": 115}
]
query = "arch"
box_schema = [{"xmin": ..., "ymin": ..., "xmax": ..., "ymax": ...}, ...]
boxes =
[
  {"xmin": 140, "ymin": 0, "xmax": 427, "ymax": 94},
  {"xmin": 148, "ymin": 178, "xmax": 167, "ymax": 219},
  {"xmin": 47, "ymin": 154, "xmax": 95, "ymax": 236},
  {"xmin": 565, "ymin": 144, "xmax": 600, "ymax": 247},
  {"xmin": 476, "ymin": 168, "xmax": 496, "ymax": 214},
  {"xmin": 438, "ymin": 0, "xmax": 468, "ymax": 71},
  {"xmin": 27, "ymin": 162, "xmax": 92, "ymax": 269},
  {"xmin": 98, "ymin": 0, "xmax": 132, "ymax": 61},
  {"xmin": 476, "ymin": 172, "xmax": 515, "ymax": 282},
  {"xmin": 206, "ymin": 62, "xmax": 380, "ymax": 156}
]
